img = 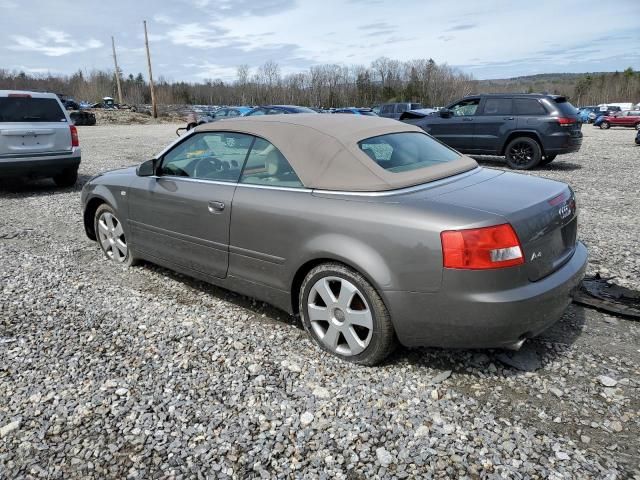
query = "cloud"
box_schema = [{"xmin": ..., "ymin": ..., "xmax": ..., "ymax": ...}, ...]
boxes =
[
  {"xmin": 165, "ymin": 23, "xmax": 234, "ymax": 49},
  {"xmin": 446, "ymin": 23, "xmax": 476, "ymax": 31},
  {"xmin": 153, "ymin": 14, "xmax": 175, "ymax": 25},
  {"xmin": 438, "ymin": 35, "xmax": 455, "ymax": 42},
  {"xmin": 7, "ymin": 29, "xmax": 103, "ymax": 56},
  {"xmin": 359, "ymin": 22, "xmax": 395, "ymax": 31},
  {"xmin": 188, "ymin": 0, "xmax": 296, "ymax": 17}
]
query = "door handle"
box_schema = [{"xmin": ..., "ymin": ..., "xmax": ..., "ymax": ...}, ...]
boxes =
[
  {"xmin": 208, "ymin": 201, "xmax": 225, "ymax": 213},
  {"xmin": 462, "ymin": 118, "xmax": 473, "ymax": 122},
  {"xmin": 503, "ymin": 117, "xmax": 515, "ymax": 120}
]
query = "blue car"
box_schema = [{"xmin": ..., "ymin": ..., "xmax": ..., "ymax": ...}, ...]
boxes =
[
  {"xmin": 593, "ymin": 115, "xmax": 607, "ymax": 127},
  {"xmin": 333, "ymin": 107, "xmax": 377, "ymax": 116},
  {"xmin": 577, "ymin": 106, "xmax": 598, "ymax": 123},
  {"xmin": 246, "ymin": 105, "xmax": 317, "ymax": 116}
]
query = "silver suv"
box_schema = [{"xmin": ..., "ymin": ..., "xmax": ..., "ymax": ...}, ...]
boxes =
[{"xmin": 0, "ymin": 90, "xmax": 81, "ymax": 187}]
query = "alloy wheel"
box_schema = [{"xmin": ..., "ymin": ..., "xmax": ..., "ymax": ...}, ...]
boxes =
[
  {"xmin": 508, "ymin": 142, "xmax": 534, "ymax": 167},
  {"xmin": 97, "ymin": 212, "xmax": 128, "ymax": 262},
  {"xmin": 307, "ymin": 276, "xmax": 373, "ymax": 356}
]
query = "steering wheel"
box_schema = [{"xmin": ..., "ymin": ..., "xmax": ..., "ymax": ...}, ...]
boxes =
[{"xmin": 193, "ymin": 156, "xmax": 223, "ymax": 178}]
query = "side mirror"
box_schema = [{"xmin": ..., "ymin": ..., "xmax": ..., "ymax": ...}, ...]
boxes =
[
  {"xmin": 137, "ymin": 158, "xmax": 156, "ymax": 177},
  {"xmin": 439, "ymin": 109, "xmax": 453, "ymax": 118}
]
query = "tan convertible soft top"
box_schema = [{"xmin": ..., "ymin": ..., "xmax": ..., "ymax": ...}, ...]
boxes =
[{"xmin": 196, "ymin": 114, "xmax": 477, "ymax": 191}]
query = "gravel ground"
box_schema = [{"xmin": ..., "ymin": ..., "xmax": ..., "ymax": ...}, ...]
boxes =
[{"xmin": 1, "ymin": 124, "xmax": 639, "ymax": 479}]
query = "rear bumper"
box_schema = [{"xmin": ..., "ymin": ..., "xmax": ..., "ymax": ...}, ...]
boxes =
[
  {"xmin": 0, "ymin": 148, "xmax": 81, "ymax": 177},
  {"xmin": 386, "ymin": 241, "xmax": 588, "ymax": 348},
  {"xmin": 543, "ymin": 132, "xmax": 583, "ymax": 155}
]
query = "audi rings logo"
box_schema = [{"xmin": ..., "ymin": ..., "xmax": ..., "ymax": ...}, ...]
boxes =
[{"xmin": 558, "ymin": 203, "xmax": 572, "ymax": 220}]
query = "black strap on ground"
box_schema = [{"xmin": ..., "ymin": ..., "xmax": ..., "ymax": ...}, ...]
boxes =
[{"xmin": 572, "ymin": 274, "xmax": 640, "ymax": 320}]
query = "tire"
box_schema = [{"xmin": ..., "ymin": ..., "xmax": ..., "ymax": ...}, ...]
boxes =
[
  {"xmin": 505, "ymin": 137, "xmax": 542, "ymax": 170},
  {"xmin": 600, "ymin": 121, "xmax": 610, "ymax": 129},
  {"xmin": 53, "ymin": 168, "xmax": 78, "ymax": 187},
  {"xmin": 94, "ymin": 204, "xmax": 137, "ymax": 267},
  {"xmin": 299, "ymin": 262, "xmax": 396, "ymax": 365},
  {"xmin": 635, "ymin": 123, "xmax": 640, "ymax": 131},
  {"xmin": 539, "ymin": 154, "xmax": 557, "ymax": 166}
]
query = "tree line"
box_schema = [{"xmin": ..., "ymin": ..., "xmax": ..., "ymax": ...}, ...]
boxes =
[
  {"xmin": 0, "ymin": 58, "xmax": 475, "ymax": 108},
  {"xmin": 1, "ymin": 61, "xmax": 638, "ymax": 109}
]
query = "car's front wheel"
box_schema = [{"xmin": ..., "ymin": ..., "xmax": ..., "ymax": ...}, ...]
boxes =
[
  {"xmin": 505, "ymin": 137, "xmax": 541, "ymax": 170},
  {"xmin": 635, "ymin": 123, "xmax": 640, "ymax": 131},
  {"xmin": 299, "ymin": 263, "xmax": 396, "ymax": 365},
  {"xmin": 94, "ymin": 204, "xmax": 136, "ymax": 267},
  {"xmin": 600, "ymin": 121, "xmax": 610, "ymax": 129}
]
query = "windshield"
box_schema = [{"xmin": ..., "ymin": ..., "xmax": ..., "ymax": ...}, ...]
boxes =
[
  {"xmin": 0, "ymin": 97, "xmax": 67, "ymax": 122},
  {"xmin": 358, "ymin": 132, "xmax": 461, "ymax": 173}
]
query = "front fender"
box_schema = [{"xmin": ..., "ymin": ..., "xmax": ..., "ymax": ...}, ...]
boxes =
[{"xmin": 82, "ymin": 184, "xmax": 130, "ymax": 240}]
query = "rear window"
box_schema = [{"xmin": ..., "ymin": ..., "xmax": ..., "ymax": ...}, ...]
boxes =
[
  {"xmin": 0, "ymin": 97, "xmax": 67, "ymax": 123},
  {"xmin": 550, "ymin": 98, "xmax": 578, "ymax": 116},
  {"xmin": 358, "ymin": 132, "xmax": 460, "ymax": 173},
  {"xmin": 482, "ymin": 98, "xmax": 513, "ymax": 115}
]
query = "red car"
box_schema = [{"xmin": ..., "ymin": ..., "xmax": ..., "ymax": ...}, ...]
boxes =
[{"xmin": 599, "ymin": 110, "xmax": 640, "ymax": 130}]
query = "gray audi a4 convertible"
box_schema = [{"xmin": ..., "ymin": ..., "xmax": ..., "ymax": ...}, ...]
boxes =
[{"xmin": 81, "ymin": 114, "xmax": 587, "ymax": 365}]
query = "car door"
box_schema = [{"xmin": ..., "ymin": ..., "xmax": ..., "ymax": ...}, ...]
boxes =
[
  {"xmin": 428, "ymin": 98, "xmax": 480, "ymax": 152},
  {"xmin": 473, "ymin": 97, "xmax": 515, "ymax": 153},
  {"xmin": 228, "ymin": 136, "xmax": 310, "ymax": 291},
  {"xmin": 127, "ymin": 131, "xmax": 254, "ymax": 278}
]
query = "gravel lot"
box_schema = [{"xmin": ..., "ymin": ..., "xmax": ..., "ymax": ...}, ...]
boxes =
[{"xmin": 1, "ymin": 124, "xmax": 639, "ymax": 479}]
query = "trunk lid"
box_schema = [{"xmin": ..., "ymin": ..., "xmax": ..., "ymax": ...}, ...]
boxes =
[
  {"xmin": 430, "ymin": 171, "xmax": 578, "ymax": 281},
  {"xmin": 0, "ymin": 96, "xmax": 72, "ymax": 157}
]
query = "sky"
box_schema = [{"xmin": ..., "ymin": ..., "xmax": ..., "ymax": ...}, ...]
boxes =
[{"xmin": 1, "ymin": 0, "xmax": 639, "ymax": 82}]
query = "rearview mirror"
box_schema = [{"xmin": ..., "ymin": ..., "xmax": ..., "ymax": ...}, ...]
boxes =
[
  {"xmin": 137, "ymin": 158, "xmax": 156, "ymax": 177},
  {"xmin": 439, "ymin": 109, "xmax": 453, "ymax": 118}
]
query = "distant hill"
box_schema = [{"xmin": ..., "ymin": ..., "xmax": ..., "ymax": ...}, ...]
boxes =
[{"xmin": 473, "ymin": 70, "xmax": 639, "ymax": 105}]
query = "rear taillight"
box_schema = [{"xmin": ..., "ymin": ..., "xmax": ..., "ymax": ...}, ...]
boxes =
[
  {"xmin": 70, "ymin": 125, "xmax": 79, "ymax": 147},
  {"xmin": 441, "ymin": 224, "xmax": 524, "ymax": 270},
  {"xmin": 556, "ymin": 117, "xmax": 575, "ymax": 127}
]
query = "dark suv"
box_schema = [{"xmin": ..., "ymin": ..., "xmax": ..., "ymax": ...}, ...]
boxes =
[
  {"xmin": 403, "ymin": 94, "xmax": 582, "ymax": 169},
  {"xmin": 379, "ymin": 102, "xmax": 424, "ymax": 120}
]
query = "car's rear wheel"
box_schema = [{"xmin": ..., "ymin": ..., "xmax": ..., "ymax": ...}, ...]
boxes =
[
  {"xmin": 299, "ymin": 263, "xmax": 396, "ymax": 365},
  {"xmin": 635, "ymin": 123, "xmax": 640, "ymax": 130},
  {"xmin": 539, "ymin": 154, "xmax": 557, "ymax": 166},
  {"xmin": 94, "ymin": 204, "xmax": 136, "ymax": 267},
  {"xmin": 505, "ymin": 137, "xmax": 541, "ymax": 170},
  {"xmin": 53, "ymin": 168, "xmax": 78, "ymax": 187},
  {"xmin": 600, "ymin": 121, "xmax": 610, "ymax": 129}
]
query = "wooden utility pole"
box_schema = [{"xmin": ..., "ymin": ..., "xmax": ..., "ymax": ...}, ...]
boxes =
[
  {"xmin": 111, "ymin": 36, "xmax": 124, "ymax": 105},
  {"xmin": 143, "ymin": 20, "xmax": 158, "ymax": 118}
]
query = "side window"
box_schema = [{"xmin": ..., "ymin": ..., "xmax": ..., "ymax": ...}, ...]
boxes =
[
  {"xmin": 482, "ymin": 98, "xmax": 513, "ymax": 115},
  {"xmin": 336, "ymin": 110, "xmax": 354, "ymax": 114},
  {"xmin": 450, "ymin": 99, "xmax": 480, "ymax": 116},
  {"xmin": 215, "ymin": 109, "xmax": 228, "ymax": 118},
  {"xmin": 395, "ymin": 104, "xmax": 409, "ymax": 113},
  {"xmin": 248, "ymin": 108, "xmax": 267, "ymax": 116},
  {"xmin": 160, "ymin": 132, "xmax": 253, "ymax": 182},
  {"xmin": 240, "ymin": 138, "xmax": 303, "ymax": 188},
  {"xmin": 381, "ymin": 104, "xmax": 393, "ymax": 114},
  {"xmin": 227, "ymin": 109, "xmax": 240, "ymax": 117},
  {"xmin": 266, "ymin": 108, "xmax": 284, "ymax": 115},
  {"xmin": 514, "ymin": 99, "xmax": 547, "ymax": 116}
]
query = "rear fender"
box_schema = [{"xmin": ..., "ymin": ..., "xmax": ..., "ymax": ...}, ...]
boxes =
[{"xmin": 296, "ymin": 234, "xmax": 394, "ymax": 294}]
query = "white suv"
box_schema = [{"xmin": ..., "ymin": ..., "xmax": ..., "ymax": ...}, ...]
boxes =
[{"xmin": 0, "ymin": 90, "xmax": 81, "ymax": 187}]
